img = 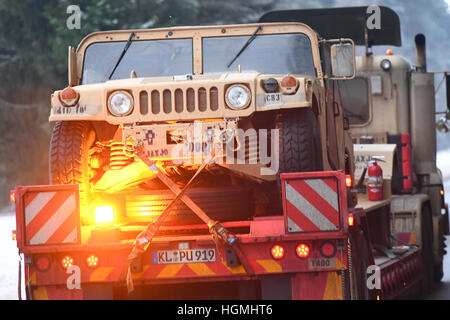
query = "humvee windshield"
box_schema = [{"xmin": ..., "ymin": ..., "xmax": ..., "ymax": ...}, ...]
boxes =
[
  {"xmin": 203, "ymin": 33, "xmax": 315, "ymax": 76},
  {"xmin": 81, "ymin": 32, "xmax": 316, "ymax": 84},
  {"xmin": 82, "ymin": 38, "xmax": 193, "ymax": 84}
]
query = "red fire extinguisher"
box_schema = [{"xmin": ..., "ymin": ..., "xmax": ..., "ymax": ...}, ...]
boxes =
[{"xmin": 368, "ymin": 159, "xmax": 383, "ymax": 201}]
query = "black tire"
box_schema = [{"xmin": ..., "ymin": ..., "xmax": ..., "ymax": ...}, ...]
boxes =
[
  {"xmin": 275, "ymin": 108, "xmax": 323, "ymax": 194},
  {"xmin": 434, "ymin": 223, "xmax": 445, "ymax": 282},
  {"xmin": 349, "ymin": 231, "xmax": 372, "ymax": 300},
  {"xmin": 434, "ymin": 261, "xmax": 444, "ymax": 282},
  {"xmin": 421, "ymin": 203, "xmax": 435, "ymax": 294},
  {"xmin": 49, "ymin": 121, "xmax": 95, "ymax": 224}
]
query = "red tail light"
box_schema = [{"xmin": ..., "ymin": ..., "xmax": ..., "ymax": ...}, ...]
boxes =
[
  {"xmin": 12, "ymin": 230, "xmax": 16, "ymax": 241},
  {"xmin": 348, "ymin": 214, "xmax": 354, "ymax": 227},
  {"xmin": 296, "ymin": 243, "xmax": 310, "ymax": 258},
  {"xmin": 10, "ymin": 190, "xmax": 15, "ymax": 203},
  {"xmin": 270, "ymin": 245, "xmax": 285, "ymax": 260},
  {"xmin": 61, "ymin": 256, "xmax": 74, "ymax": 269},
  {"xmin": 35, "ymin": 255, "xmax": 51, "ymax": 272},
  {"xmin": 320, "ymin": 241, "xmax": 337, "ymax": 258},
  {"xmin": 345, "ymin": 174, "xmax": 352, "ymax": 188},
  {"xmin": 86, "ymin": 254, "xmax": 99, "ymax": 268}
]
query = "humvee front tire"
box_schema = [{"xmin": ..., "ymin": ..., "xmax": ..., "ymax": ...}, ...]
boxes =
[
  {"xmin": 49, "ymin": 121, "xmax": 95, "ymax": 224},
  {"xmin": 275, "ymin": 108, "xmax": 323, "ymax": 190}
]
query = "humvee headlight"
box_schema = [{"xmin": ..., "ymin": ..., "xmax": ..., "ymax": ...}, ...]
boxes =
[
  {"xmin": 380, "ymin": 59, "xmax": 391, "ymax": 71},
  {"xmin": 108, "ymin": 91, "xmax": 133, "ymax": 116},
  {"xmin": 225, "ymin": 85, "xmax": 251, "ymax": 110}
]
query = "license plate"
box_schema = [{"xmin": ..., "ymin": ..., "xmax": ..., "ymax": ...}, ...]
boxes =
[
  {"xmin": 264, "ymin": 93, "xmax": 282, "ymax": 105},
  {"xmin": 153, "ymin": 248, "xmax": 216, "ymax": 264},
  {"xmin": 308, "ymin": 258, "xmax": 336, "ymax": 270}
]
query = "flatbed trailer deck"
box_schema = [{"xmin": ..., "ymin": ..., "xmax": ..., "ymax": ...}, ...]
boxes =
[{"xmin": 12, "ymin": 171, "xmax": 423, "ymax": 300}]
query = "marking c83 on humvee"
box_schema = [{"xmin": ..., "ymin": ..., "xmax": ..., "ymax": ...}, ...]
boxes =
[{"xmin": 49, "ymin": 23, "xmax": 356, "ymax": 224}]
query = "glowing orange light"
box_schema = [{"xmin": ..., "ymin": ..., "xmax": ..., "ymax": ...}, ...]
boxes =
[
  {"xmin": 280, "ymin": 76, "xmax": 297, "ymax": 88},
  {"xmin": 348, "ymin": 214, "xmax": 354, "ymax": 227},
  {"xmin": 345, "ymin": 175, "xmax": 352, "ymax": 188},
  {"xmin": 386, "ymin": 49, "xmax": 394, "ymax": 55},
  {"xmin": 12, "ymin": 230, "xmax": 16, "ymax": 241},
  {"xmin": 271, "ymin": 245, "xmax": 285, "ymax": 260},
  {"xmin": 61, "ymin": 256, "xmax": 74, "ymax": 269},
  {"xmin": 95, "ymin": 206, "xmax": 114, "ymax": 223},
  {"xmin": 296, "ymin": 243, "xmax": 310, "ymax": 258},
  {"xmin": 10, "ymin": 190, "xmax": 15, "ymax": 203},
  {"xmin": 440, "ymin": 189, "xmax": 444, "ymax": 196},
  {"xmin": 61, "ymin": 87, "xmax": 77, "ymax": 100},
  {"xmin": 86, "ymin": 254, "xmax": 99, "ymax": 268}
]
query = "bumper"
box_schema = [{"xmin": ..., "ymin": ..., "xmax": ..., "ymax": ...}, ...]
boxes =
[
  {"xmin": 23, "ymin": 231, "xmax": 348, "ymax": 300},
  {"xmin": 122, "ymin": 120, "xmax": 237, "ymax": 163}
]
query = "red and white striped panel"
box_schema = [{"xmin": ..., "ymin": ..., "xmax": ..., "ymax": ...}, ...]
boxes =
[
  {"xmin": 284, "ymin": 178, "xmax": 340, "ymax": 232},
  {"xmin": 24, "ymin": 190, "xmax": 79, "ymax": 245}
]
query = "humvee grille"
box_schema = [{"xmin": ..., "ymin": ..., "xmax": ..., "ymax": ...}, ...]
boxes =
[{"xmin": 139, "ymin": 87, "xmax": 220, "ymax": 116}]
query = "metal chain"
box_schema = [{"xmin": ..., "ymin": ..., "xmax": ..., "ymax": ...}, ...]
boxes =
[
  {"xmin": 340, "ymin": 246, "xmax": 346, "ymax": 300},
  {"xmin": 17, "ymin": 252, "xmax": 22, "ymax": 300},
  {"xmin": 348, "ymin": 236, "xmax": 356, "ymax": 300}
]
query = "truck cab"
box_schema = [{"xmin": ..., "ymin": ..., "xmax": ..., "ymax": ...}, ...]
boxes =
[{"xmin": 260, "ymin": 5, "xmax": 449, "ymax": 288}]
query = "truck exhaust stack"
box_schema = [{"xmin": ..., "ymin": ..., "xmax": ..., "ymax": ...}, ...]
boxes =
[{"xmin": 414, "ymin": 33, "xmax": 427, "ymax": 72}]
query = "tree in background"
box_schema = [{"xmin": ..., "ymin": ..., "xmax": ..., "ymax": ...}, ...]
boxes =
[{"xmin": 0, "ymin": 0, "xmax": 449, "ymax": 206}]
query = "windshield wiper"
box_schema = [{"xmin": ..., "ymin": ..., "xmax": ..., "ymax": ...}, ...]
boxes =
[
  {"xmin": 226, "ymin": 26, "xmax": 262, "ymax": 69},
  {"xmin": 108, "ymin": 31, "xmax": 135, "ymax": 80}
]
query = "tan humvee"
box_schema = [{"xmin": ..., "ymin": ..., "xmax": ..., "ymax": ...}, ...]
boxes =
[{"xmin": 49, "ymin": 22, "xmax": 356, "ymax": 224}]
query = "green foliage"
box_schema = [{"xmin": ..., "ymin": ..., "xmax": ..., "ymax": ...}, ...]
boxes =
[{"xmin": 1, "ymin": 0, "xmax": 449, "ymax": 206}]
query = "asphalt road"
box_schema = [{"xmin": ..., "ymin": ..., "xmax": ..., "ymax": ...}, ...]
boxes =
[
  {"xmin": 1, "ymin": 209, "xmax": 450, "ymax": 300},
  {"xmin": 425, "ymin": 235, "xmax": 450, "ymax": 300}
]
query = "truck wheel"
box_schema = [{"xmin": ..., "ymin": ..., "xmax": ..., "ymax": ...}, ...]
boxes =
[
  {"xmin": 275, "ymin": 108, "xmax": 323, "ymax": 195},
  {"xmin": 434, "ymin": 262, "xmax": 444, "ymax": 282},
  {"xmin": 421, "ymin": 203, "xmax": 435, "ymax": 294},
  {"xmin": 349, "ymin": 231, "xmax": 372, "ymax": 300},
  {"xmin": 49, "ymin": 121, "xmax": 95, "ymax": 224}
]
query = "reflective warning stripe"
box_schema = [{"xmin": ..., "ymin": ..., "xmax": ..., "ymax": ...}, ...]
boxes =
[
  {"xmin": 187, "ymin": 263, "xmax": 215, "ymax": 276},
  {"xmin": 156, "ymin": 264, "xmax": 184, "ymax": 278},
  {"xmin": 256, "ymin": 259, "xmax": 282, "ymax": 273},
  {"xmin": 285, "ymin": 178, "xmax": 340, "ymax": 232},
  {"xmin": 24, "ymin": 191, "xmax": 78, "ymax": 245},
  {"xmin": 221, "ymin": 261, "xmax": 246, "ymax": 274},
  {"xmin": 322, "ymin": 271, "xmax": 342, "ymax": 300},
  {"xmin": 33, "ymin": 286, "xmax": 49, "ymax": 300},
  {"xmin": 90, "ymin": 267, "xmax": 115, "ymax": 282}
]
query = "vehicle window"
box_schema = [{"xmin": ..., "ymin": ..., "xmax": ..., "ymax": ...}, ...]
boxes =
[
  {"xmin": 82, "ymin": 38, "xmax": 193, "ymax": 84},
  {"xmin": 202, "ymin": 33, "xmax": 316, "ymax": 76},
  {"xmin": 339, "ymin": 78, "xmax": 370, "ymax": 125}
]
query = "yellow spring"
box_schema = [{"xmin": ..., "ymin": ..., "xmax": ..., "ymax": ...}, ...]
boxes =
[{"xmin": 110, "ymin": 142, "xmax": 133, "ymax": 170}]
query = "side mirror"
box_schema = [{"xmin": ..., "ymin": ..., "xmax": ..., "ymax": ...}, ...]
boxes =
[
  {"xmin": 330, "ymin": 41, "xmax": 355, "ymax": 79},
  {"xmin": 436, "ymin": 74, "xmax": 450, "ymax": 134}
]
